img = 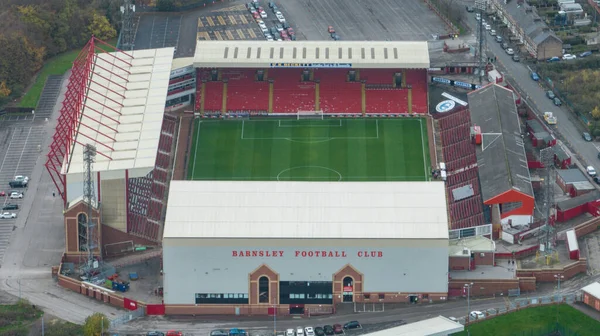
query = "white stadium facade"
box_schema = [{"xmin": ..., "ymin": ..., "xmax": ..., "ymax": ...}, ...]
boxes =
[{"xmin": 162, "ymin": 181, "xmax": 449, "ymax": 315}]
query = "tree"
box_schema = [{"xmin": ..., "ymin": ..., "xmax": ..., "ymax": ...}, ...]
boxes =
[
  {"xmin": 87, "ymin": 12, "xmax": 117, "ymax": 41},
  {"xmin": 0, "ymin": 82, "xmax": 11, "ymax": 98},
  {"xmin": 157, "ymin": 0, "xmax": 175, "ymax": 12},
  {"xmin": 82, "ymin": 312, "xmax": 110, "ymax": 336}
]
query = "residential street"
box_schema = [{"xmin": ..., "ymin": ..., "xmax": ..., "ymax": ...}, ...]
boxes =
[{"xmin": 463, "ymin": 11, "xmax": 600, "ymax": 170}]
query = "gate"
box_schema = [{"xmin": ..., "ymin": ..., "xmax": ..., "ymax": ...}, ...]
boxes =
[
  {"xmin": 508, "ymin": 288, "xmax": 520, "ymax": 297},
  {"xmin": 109, "ymin": 307, "xmax": 145, "ymax": 328}
]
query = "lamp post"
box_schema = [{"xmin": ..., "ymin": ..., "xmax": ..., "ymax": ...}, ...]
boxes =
[
  {"xmin": 464, "ymin": 283, "xmax": 474, "ymax": 336},
  {"xmin": 555, "ymin": 274, "xmax": 564, "ymax": 324},
  {"xmin": 273, "ymin": 305, "xmax": 277, "ymax": 335}
]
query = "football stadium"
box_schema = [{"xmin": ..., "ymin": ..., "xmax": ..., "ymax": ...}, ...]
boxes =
[{"xmin": 51, "ymin": 38, "xmax": 450, "ymax": 316}]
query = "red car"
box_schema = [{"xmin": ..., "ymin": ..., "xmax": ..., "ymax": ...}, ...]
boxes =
[
  {"xmin": 328, "ymin": 25, "xmax": 335, "ymax": 34},
  {"xmin": 287, "ymin": 27, "xmax": 295, "ymax": 36},
  {"xmin": 333, "ymin": 324, "xmax": 343, "ymax": 334},
  {"xmin": 280, "ymin": 31, "xmax": 288, "ymax": 38},
  {"xmin": 0, "ymin": 191, "xmax": 5, "ymax": 197},
  {"xmin": 253, "ymin": 12, "xmax": 260, "ymax": 19},
  {"xmin": 258, "ymin": 6, "xmax": 264, "ymax": 12}
]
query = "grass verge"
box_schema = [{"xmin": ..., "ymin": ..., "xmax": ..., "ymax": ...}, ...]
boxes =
[
  {"xmin": 0, "ymin": 300, "xmax": 43, "ymax": 335},
  {"xmin": 454, "ymin": 304, "xmax": 600, "ymax": 336},
  {"xmin": 18, "ymin": 38, "xmax": 118, "ymax": 108}
]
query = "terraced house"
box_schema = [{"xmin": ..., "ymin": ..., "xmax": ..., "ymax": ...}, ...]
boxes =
[{"xmin": 491, "ymin": 0, "xmax": 562, "ymax": 60}]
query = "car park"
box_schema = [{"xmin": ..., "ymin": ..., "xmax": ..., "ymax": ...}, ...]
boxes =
[
  {"xmin": 470, "ymin": 311, "xmax": 485, "ymax": 320},
  {"xmin": 531, "ymin": 72, "xmax": 540, "ymax": 81},
  {"xmin": 506, "ymin": 48, "xmax": 514, "ymax": 55},
  {"xmin": 547, "ymin": 56, "xmax": 560, "ymax": 62},
  {"xmin": 305, "ymin": 327, "xmax": 315, "ymax": 336},
  {"xmin": 588, "ymin": 166, "xmax": 597, "ymax": 176},
  {"xmin": 0, "ymin": 212, "xmax": 16, "ymax": 219},
  {"xmin": 584, "ymin": 132, "xmax": 593, "ymax": 142},
  {"xmin": 323, "ymin": 326, "xmax": 334, "ymax": 336},
  {"xmin": 343, "ymin": 321, "xmax": 361, "ymax": 329},
  {"xmin": 10, "ymin": 192, "xmax": 23, "ymax": 199},
  {"xmin": 333, "ymin": 324, "xmax": 343, "ymax": 334},
  {"xmin": 562, "ymin": 54, "xmax": 576, "ymax": 60},
  {"xmin": 546, "ymin": 91, "xmax": 555, "ymax": 99},
  {"xmin": 2, "ymin": 204, "xmax": 18, "ymax": 210},
  {"xmin": 554, "ymin": 97, "xmax": 562, "ymax": 106},
  {"xmin": 580, "ymin": 51, "xmax": 592, "ymax": 57},
  {"xmin": 512, "ymin": 55, "xmax": 520, "ymax": 62}
]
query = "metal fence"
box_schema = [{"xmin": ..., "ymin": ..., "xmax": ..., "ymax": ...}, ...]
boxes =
[
  {"xmin": 110, "ymin": 307, "xmax": 145, "ymax": 329},
  {"xmin": 353, "ymin": 302, "xmax": 385, "ymax": 313}
]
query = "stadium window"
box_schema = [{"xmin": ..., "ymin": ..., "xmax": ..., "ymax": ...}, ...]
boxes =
[
  {"xmin": 348, "ymin": 48, "xmax": 352, "ymax": 59},
  {"xmin": 256, "ymin": 47, "xmax": 261, "ymax": 59},
  {"xmin": 378, "ymin": 294, "xmax": 385, "ymax": 300},
  {"xmin": 325, "ymin": 48, "xmax": 329, "ymax": 59},
  {"xmin": 224, "ymin": 47, "xmax": 229, "ymax": 58},
  {"xmin": 339, "ymin": 47, "xmax": 342, "ymax": 59},
  {"xmin": 394, "ymin": 48, "xmax": 398, "ymax": 59},
  {"xmin": 293, "ymin": 47, "xmax": 297, "ymax": 59},
  {"xmin": 384, "ymin": 48, "xmax": 388, "ymax": 59},
  {"xmin": 280, "ymin": 47, "xmax": 284, "ymax": 59},
  {"xmin": 259, "ymin": 276, "xmax": 270, "ymax": 303},
  {"xmin": 303, "ymin": 47, "xmax": 307, "ymax": 59},
  {"xmin": 234, "ymin": 47, "xmax": 239, "ymax": 58},
  {"xmin": 247, "ymin": 47, "xmax": 252, "ymax": 59},
  {"xmin": 270, "ymin": 47, "xmax": 275, "ymax": 59},
  {"xmin": 364, "ymin": 294, "xmax": 370, "ymax": 299},
  {"xmin": 316, "ymin": 48, "xmax": 320, "ymax": 59},
  {"xmin": 361, "ymin": 48, "xmax": 365, "ymax": 59},
  {"xmin": 371, "ymin": 48, "xmax": 375, "ymax": 59}
]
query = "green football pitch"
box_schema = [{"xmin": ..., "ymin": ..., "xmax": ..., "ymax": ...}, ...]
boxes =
[{"xmin": 187, "ymin": 118, "xmax": 431, "ymax": 182}]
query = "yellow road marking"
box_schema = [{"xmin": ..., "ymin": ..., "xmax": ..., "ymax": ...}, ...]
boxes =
[
  {"xmin": 207, "ymin": 17, "xmax": 215, "ymax": 27},
  {"xmin": 247, "ymin": 29, "xmax": 257, "ymax": 38},
  {"xmin": 218, "ymin": 16, "xmax": 226, "ymax": 25},
  {"xmin": 196, "ymin": 32, "xmax": 211, "ymax": 41},
  {"xmin": 197, "ymin": 18, "xmax": 204, "ymax": 28},
  {"xmin": 215, "ymin": 31, "xmax": 224, "ymax": 40},
  {"xmin": 237, "ymin": 29, "xmax": 246, "ymax": 39},
  {"xmin": 226, "ymin": 30, "xmax": 234, "ymax": 40},
  {"xmin": 228, "ymin": 15, "xmax": 237, "ymax": 25},
  {"xmin": 239, "ymin": 15, "xmax": 248, "ymax": 24}
]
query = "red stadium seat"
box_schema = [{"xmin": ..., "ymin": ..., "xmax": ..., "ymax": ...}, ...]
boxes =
[{"xmin": 270, "ymin": 69, "xmax": 316, "ymax": 113}]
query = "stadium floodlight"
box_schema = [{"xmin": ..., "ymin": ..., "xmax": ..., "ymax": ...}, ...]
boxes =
[{"xmin": 297, "ymin": 110, "xmax": 324, "ymax": 120}]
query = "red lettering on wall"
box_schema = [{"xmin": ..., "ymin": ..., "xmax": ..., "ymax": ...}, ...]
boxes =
[
  {"xmin": 357, "ymin": 251, "xmax": 383, "ymax": 258},
  {"xmin": 232, "ymin": 250, "xmax": 382, "ymax": 258},
  {"xmin": 232, "ymin": 250, "xmax": 285, "ymax": 257}
]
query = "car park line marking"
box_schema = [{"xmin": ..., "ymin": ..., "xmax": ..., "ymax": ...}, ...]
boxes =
[
  {"xmin": 207, "ymin": 17, "xmax": 215, "ymax": 27},
  {"xmin": 218, "ymin": 16, "xmax": 226, "ymax": 25},
  {"xmin": 228, "ymin": 15, "xmax": 237, "ymax": 25},
  {"xmin": 247, "ymin": 29, "xmax": 256, "ymax": 38},
  {"xmin": 13, "ymin": 127, "xmax": 32, "ymax": 176},
  {"xmin": 0, "ymin": 130, "xmax": 17, "ymax": 174},
  {"xmin": 237, "ymin": 29, "xmax": 246, "ymax": 39},
  {"xmin": 149, "ymin": 16, "xmax": 156, "ymax": 48},
  {"xmin": 226, "ymin": 30, "xmax": 234, "ymax": 40},
  {"xmin": 197, "ymin": 17, "xmax": 204, "ymax": 28},
  {"xmin": 215, "ymin": 31, "xmax": 223, "ymax": 40},
  {"xmin": 197, "ymin": 32, "xmax": 210, "ymax": 41},
  {"xmin": 239, "ymin": 15, "xmax": 248, "ymax": 24},
  {"xmin": 162, "ymin": 17, "xmax": 169, "ymax": 48}
]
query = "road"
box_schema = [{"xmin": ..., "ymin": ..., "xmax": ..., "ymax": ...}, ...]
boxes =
[{"xmin": 463, "ymin": 10, "xmax": 600, "ymax": 170}]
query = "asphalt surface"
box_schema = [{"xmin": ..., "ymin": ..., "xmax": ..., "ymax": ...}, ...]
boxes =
[
  {"xmin": 278, "ymin": 0, "xmax": 448, "ymax": 41},
  {"xmin": 462, "ymin": 9, "xmax": 600, "ymax": 170},
  {"xmin": 133, "ymin": 14, "xmax": 182, "ymax": 54}
]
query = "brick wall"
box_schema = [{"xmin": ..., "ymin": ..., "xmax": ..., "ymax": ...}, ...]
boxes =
[
  {"xmin": 448, "ymin": 278, "xmax": 520, "ymax": 297},
  {"xmin": 575, "ymin": 217, "xmax": 600, "ymax": 237},
  {"xmin": 449, "ymin": 256, "xmax": 470, "ymax": 270},
  {"xmin": 515, "ymin": 259, "xmax": 587, "ymax": 282},
  {"xmin": 474, "ymin": 251, "xmax": 494, "ymax": 266}
]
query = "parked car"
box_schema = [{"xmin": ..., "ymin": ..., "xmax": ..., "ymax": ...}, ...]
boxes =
[
  {"xmin": 512, "ymin": 55, "xmax": 520, "ymax": 62},
  {"xmin": 210, "ymin": 330, "xmax": 228, "ymax": 336},
  {"xmin": 485, "ymin": 24, "xmax": 491, "ymax": 30},
  {"xmin": 323, "ymin": 326, "xmax": 334, "ymax": 336},
  {"xmin": 249, "ymin": 7, "xmax": 257, "ymax": 14},
  {"xmin": 583, "ymin": 132, "xmax": 593, "ymax": 142},
  {"xmin": 490, "ymin": 29, "xmax": 496, "ymax": 36},
  {"xmin": 305, "ymin": 327, "xmax": 315, "ymax": 336},
  {"xmin": 14, "ymin": 175, "xmax": 28, "ymax": 183},
  {"xmin": 146, "ymin": 332, "xmax": 165, "ymax": 336},
  {"xmin": 270, "ymin": 27, "xmax": 278, "ymax": 35},
  {"xmin": 343, "ymin": 321, "xmax": 361, "ymax": 329},
  {"xmin": 286, "ymin": 329, "xmax": 295, "ymax": 336},
  {"xmin": 562, "ymin": 54, "xmax": 576, "ymax": 60},
  {"xmin": 268, "ymin": 1, "xmax": 276, "ymax": 8},
  {"xmin": 546, "ymin": 90, "xmax": 555, "ymax": 99},
  {"xmin": 333, "ymin": 325, "xmax": 343, "ymax": 334},
  {"xmin": 505, "ymin": 48, "xmax": 514, "ymax": 55},
  {"xmin": 594, "ymin": 176, "xmax": 600, "ymax": 185},
  {"xmin": 547, "ymin": 56, "xmax": 560, "ymax": 62},
  {"xmin": 296, "ymin": 328, "xmax": 304, "ymax": 336},
  {"xmin": 258, "ymin": 21, "xmax": 267, "ymax": 30},
  {"xmin": 466, "ymin": 5, "xmax": 474, "ymax": 12},
  {"xmin": 252, "ymin": 11, "xmax": 260, "ymax": 19},
  {"xmin": 328, "ymin": 25, "xmax": 335, "ymax": 34},
  {"xmin": 276, "ymin": 23, "xmax": 284, "ymax": 31},
  {"xmin": 9, "ymin": 192, "xmax": 23, "ymax": 199},
  {"xmin": 287, "ymin": 27, "xmax": 295, "ymax": 36},
  {"xmin": 531, "ymin": 72, "xmax": 540, "ymax": 81},
  {"xmin": 314, "ymin": 327, "xmax": 325, "ymax": 336},
  {"xmin": 0, "ymin": 191, "xmax": 5, "ymax": 196},
  {"xmin": 166, "ymin": 331, "xmax": 182, "ymax": 336},
  {"xmin": 501, "ymin": 42, "xmax": 509, "ymax": 49},
  {"xmin": 276, "ymin": 12, "xmax": 285, "ymax": 22},
  {"xmin": 495, "ymin": 36, "xmax": 503, "ymax": 43},
  {"xmin": 2, "ymin": 204, "xmax": 18, "ymax": 210},
  {"xmin": 282, "ymin": 21, "xmax": 290, "ymax": 29},
  {"xmin": 266, "ymin": 35, "xmax": 274, "ymax": 41},
  {"xmin": 271, "ymin": 5, "xmax": 278, "ymax": 13},
  {"xmin": 470, "ymin": 311, "xmax": 485, "ymax": 320},
  {"xmin": 0, "ymin": 212, "xmax": 16, "ymax": 219},
  {"xmin": 587, "ymin": 166, "xmax": 597, "ymax": 176},
  {"xmin": 280, "ymin": 31, "xmax": 288, "ymax": 38},
  {"xmin": 597, "ymin": 152, "xmax": 600, "ymax": 160},
  {"xmin": 580, "ymin": 51, "xmax": 592, "ymax": 57},
  {"xmin": 260, "ymin": 11, "xmax": 267, "ymax": 18},
  {"xmin": 9, "ymin": 180, "xmax": 27, "ymax": 188},
  {"xmin": 475, "ymin": 13, "xmax": 481, "ymax": 21},
  {"xmin": 553, "ymin": 97, "xmax": 562, "ymax": 106}
]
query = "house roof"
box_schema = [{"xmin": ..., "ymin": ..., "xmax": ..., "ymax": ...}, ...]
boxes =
[
  {"xmin": 193, "ymin": 41, "xmax": 430, "ymax": 69},
  {"xmin": 557, "ymin": 169, "xmax": 587, "ymax": 184},
  {"xmin": 525, "ymin": 119, "xmax": 550, "ymax": 139},
  {"xmin": 500, "ymin": 1, "xmax": 562, "ymax": 47},
  {"xmin": 554, "ymin": 144, "xmax": 570, "ymax": 161},
  {"xmin": 468, "ymin": 84, "xmax": 533, "ymax": 202},
  {"xmin": 557, "ymin": 190, "xmax": 600, "ymax": 210},
  {"xmin": 163, "ymin": 181, "xmax": 449, "ymax": 240},
  {"xmin": 64, "ymin": 47, "xmax": 174, "ymax": 178}
]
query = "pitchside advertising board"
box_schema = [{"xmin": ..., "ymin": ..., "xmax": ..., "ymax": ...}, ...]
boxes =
[
  {"xmin": 163, "ymin": 246, "xmax": 449, "ymax": 303},
  {"xmin": 170, "ymin": 65, "xmax": 195, "ymax": 78},
  {"xmin": 270, "ymin": 63, "xmax": 353, "ymax": 68},
  {"xmin": 431, "ymin": 76, "xmax": 481, "ymax": 90}
]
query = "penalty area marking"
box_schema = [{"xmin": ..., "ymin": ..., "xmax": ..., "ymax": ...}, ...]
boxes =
[
  {"xmin": 277, "ymin": 166, "xmax": 343, "ymax": 182},
  {"xmin": 191, "ymin": 121, "xmax": 202, "ymax": 179},
  {"xmin": 241, "ymin": 120, "xmax": 379, "ymax": 142},
  {"xmin": 277, "ymin": 119, "xmax": 343, "ymax": 127}
]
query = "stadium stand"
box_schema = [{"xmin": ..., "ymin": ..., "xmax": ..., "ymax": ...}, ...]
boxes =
[
  {"xmin": 270, "ymin": 68, "xmax": 316, "ymax": 113},
  {"xmin": 365, "ymin": 88, "xmax": 409, "ymax": 114},
  {"xmin": 437, "ymin": 108, "xmax": 485, "ymax": 229},
  {"xmin": 223, "ymin": 69, "xmax": 269, "ymax": 112},
  {"xmin": 315, "ymin": 69, "xmax": 362, "ymax": 113},
  {"xmin": 360, "ymin": 69, "xmax": 395, "ymax": 85},
  {"xmin": 406, "ymin": 69, "xmax": 428, "ymax": 113},
  {"xmin": 203, "ymin": 80, "xmax": 224, "ymax": 112}
]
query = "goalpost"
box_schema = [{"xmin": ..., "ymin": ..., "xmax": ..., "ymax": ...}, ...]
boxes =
[{"xmin": 297, "ymin": 110, "xmax": 324, "ymax": 120}]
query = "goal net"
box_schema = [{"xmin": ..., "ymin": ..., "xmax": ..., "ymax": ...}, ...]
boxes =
[{"xmin": 297, "ymin": 110, "xmax": 324, "ymax": 120}]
